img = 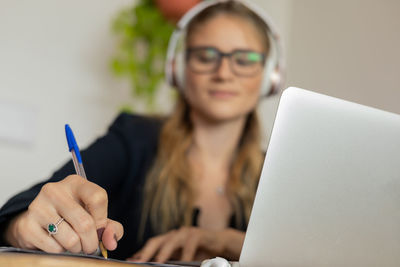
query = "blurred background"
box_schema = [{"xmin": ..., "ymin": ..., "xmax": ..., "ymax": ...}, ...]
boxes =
[{"xmin": 0, "ymin": 0, "xmax": 399, "ymax": 206}]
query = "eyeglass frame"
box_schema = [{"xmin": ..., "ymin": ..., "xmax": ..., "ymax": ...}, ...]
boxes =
[{"xmin": 185, "ymin": 46, "xmax": 267, "ymax": 77}]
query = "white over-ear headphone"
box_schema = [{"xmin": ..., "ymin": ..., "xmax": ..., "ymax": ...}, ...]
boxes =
[{"xmin": 165, "ymin": 0, "xmax": 284, "ymax": 97}]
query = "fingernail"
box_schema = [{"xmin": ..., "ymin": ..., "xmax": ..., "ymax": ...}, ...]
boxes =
[{"xmin": 97, "ymin": 227, "xmax": 105, "ymax": 240}]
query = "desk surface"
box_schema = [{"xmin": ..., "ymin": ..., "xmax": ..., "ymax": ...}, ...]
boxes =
[{"xmin": 0, "ymin": 252, "xmax": 143, "ymax": 267}]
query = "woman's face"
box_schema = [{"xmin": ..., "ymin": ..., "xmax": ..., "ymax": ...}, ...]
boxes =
[{"xmin": 184, "ymin": 14, "xmax": 265, "ymax": 123}]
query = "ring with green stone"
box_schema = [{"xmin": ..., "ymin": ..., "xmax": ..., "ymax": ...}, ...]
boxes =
[{"xmin": 47, "ymin": 217, "xmax": 64, "ymax": 235}]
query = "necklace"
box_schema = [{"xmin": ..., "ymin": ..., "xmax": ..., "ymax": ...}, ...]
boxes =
[{"xmin": 216, "ymin": 186, "xmax": 225, "ymax": 196}]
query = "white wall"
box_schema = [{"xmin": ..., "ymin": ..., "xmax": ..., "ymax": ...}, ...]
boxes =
[
  {"xmin": 286, "ymin": 0, "xmax": 400, "ymax": 113},
  {"xmin": 1, "ymin": 0, "xmax": 400, "ymax": 206},
  {"xmin": 0, "ymin": 0, "xmax": 132, "ymax": 205},
  {"xmin": 255, "ymin": 0, "xmax": 400, "ymax": 142}
]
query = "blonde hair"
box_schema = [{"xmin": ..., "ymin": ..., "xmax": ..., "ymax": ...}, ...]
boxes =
[
  {"xmin": 140, "ymin": 95, "xmax": 263, "ymax": 236},
  {"xmin": 140, "ymin": 1, "xmax": 267, "ymax": 237}
]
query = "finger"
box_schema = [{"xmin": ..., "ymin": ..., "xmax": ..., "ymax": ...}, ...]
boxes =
[
  {"xmin": 134, "ymin": 234, "xmax": 168, "ymax": 262},
  {"xmin": 64, "ymin": 175, "xmax": 108, "ymax": 229},
  {"xmin": 51, "ymin": 218, "xmax": 82, "ymax": 253},
  {"xmin": 27, "ymin": 196, "xmax": 82, "ymax": 253},
  {"xmin": 57, "ymin": 202, "xmax": 98, "ymax": 254},
  {"xmin": 181, "ymin": 234, "xmax": 200, "ymax": 262},
  {"xmin": 41, "ymin": 182, "xmax": 98, "ymax": 254},
  {"xmin": 23, "ymin": 218, "xmax": 64, "ymax": 254},
  {"xmin": 126, "ymin": 255, "xmax": 141, "ymax": 262},
  {"xmin": 155, "ymin": 231, "xmax": 185, "ymax": 262},
  {"xmin": 101, "ymin": 219, "xmax": 124, "ymax": 251}
]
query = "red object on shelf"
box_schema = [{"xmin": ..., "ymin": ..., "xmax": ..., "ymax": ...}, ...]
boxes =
[{"xmin": 155, "ymin": 0, "xmax": 201, "ymax": 23}]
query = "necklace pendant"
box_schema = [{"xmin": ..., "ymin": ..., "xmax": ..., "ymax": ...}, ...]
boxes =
[{"xmin": 216, "ymin": 186, "xmax": 225, "ymax": 196}]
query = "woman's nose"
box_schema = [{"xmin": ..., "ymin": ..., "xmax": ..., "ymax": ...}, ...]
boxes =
[{"xmin": 214, "ymin": 57, "xmax": 234, "ymax": 79}]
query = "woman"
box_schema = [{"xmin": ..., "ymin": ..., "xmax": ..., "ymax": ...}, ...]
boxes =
[{"xmin": 0, "ymin": 0, "xmax": 282, "ymax": 262}]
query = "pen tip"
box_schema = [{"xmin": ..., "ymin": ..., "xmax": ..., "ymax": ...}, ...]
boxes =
[{"xmin": 100, "ymin": 241, "xmax": 108, "ymax": 259}]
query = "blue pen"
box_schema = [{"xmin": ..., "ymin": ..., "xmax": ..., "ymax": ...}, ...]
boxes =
[
  {"xmin": 65, "ymin": 124, "xmax": 108, "ymax": 259},
  {"xmin": 65, "ymin": 124, "xmax": 87, "ymax": 180}
]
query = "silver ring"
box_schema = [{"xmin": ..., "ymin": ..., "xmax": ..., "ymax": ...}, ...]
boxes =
[{"xmin": 47, "ymin": 217, "xmax": 64, "ymax": 235}]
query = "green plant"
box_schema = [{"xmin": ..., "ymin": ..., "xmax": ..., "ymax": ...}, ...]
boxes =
[{"xmin": 111, "ymin": 0, "xmax": 175, "ymax": 112}]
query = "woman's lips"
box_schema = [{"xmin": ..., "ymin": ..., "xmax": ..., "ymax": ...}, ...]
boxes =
[{"xmin": 208, "ymin": 90, "xmax": 238, "ymax": 99}]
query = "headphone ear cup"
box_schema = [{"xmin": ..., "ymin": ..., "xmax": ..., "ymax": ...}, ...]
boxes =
[
  {"xmin": 259, "ymin": 30, "xmax": 282, "ymax": 97},
  {"xmin": 259, "ymin": 71, "xmax": 272, "ymax": 97},
  {"xmin": 261, "ymin": 67, "xmax": 281, "ymax": 97},
  {"xmin": 259, "ymin": 60, "xmax": 277, "ymax": 97}
]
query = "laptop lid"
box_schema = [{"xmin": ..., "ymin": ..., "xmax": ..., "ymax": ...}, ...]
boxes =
[{"xmin": 240, "ymin": 87, "xmax": 400, "ymax": 267}]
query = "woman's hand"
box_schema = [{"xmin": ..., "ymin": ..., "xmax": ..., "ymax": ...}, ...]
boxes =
[
  {"xmin": 4, "ymin": 175, "xmax": 123, "ymax": 254},
  {"xmin": 128, "ymin": 226, "xmax": 245, "ymax": 263}
]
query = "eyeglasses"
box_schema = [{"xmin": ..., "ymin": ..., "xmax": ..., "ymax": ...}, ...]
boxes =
[{"xmin": 186, "ymin": 46, "xmax": 266, "ymax": 77}]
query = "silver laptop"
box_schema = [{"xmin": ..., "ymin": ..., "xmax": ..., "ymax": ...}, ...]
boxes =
[{"xmin": 240, "ymin": 87, "xmax": 400, "ymax": 267}]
